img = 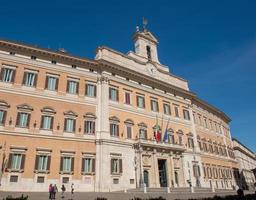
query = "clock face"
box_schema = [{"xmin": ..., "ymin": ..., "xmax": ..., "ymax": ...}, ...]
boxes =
[{"xmin": 147, "ymin": 64, "xmax": 157, "ymax": 76}]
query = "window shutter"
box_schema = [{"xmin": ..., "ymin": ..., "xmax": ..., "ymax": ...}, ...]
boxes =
[
  {"xmin": 85, "ymin": 84, "xmax": 88, "ymax": 96},
  {"xmin": 2, "ymin": 110, "xmax": 7, "ymax": 125},
  {"xmin": 0, "ymin": 68, "xmax": 4, "ymax": 81},
  {"xmin": 94, "ymin": 85, "xmax": 97, "ymax": 97},
  {"xmin": 50, "ymin": 117, "xmax": 54, "ymax": 130},
  {"xmin": 73, "ymin": 119, "xmax": 76, "ymax": 132},
  {"xmin": 76, "ymin": 82, "xmax": 79, "ymax": 94},
  {"xmin": 16, "ymin": 113, "xmax": 20, "ymax": 126},
  {"xmin": 71, "ymin": 157, "xmax": 74, "ymax": 172},
  {"xmin": 136, "ymin": 96, "xmax": 139, "ymax": 107},
  {"xmin": 34, "ymin": 74, "xmax": 38, "ymax": 87},
  {"xmin": 119, "ymin": 159, "xmax": 122, "ymax": 173},
  {"xmin": 92, "ymin": 122, "xmax": 95, "ymax": 134},
  {"xmin": 109, "ymin": 88, "xmax": 111, "ymax": 100},
  {"xmin": 47, "ymin": 156, "xmax": 51, "ymax": 171},
  {"xmin": 110, "ymin": 159, "xmax": 114, "ymax": 174},
  {"xmin": 21, "ymin": 154, "xmax": 26, "ymax": 170},
  {"xmin": 34, "ymin": 155, "xmax": 39, "ymax": 170},
  {"xmin": 55, "ymin": 78, "xmax": 59, "ymax": 91},
  {"xmin": 92, "ymin": 158, "xmax": 95, "ymax": 173},
  {"xmin": 117, "ymin": 125, "xmax": 119, "ymax": 137},
  {"xmin": 11, "ymin": 70, "xmax": 16, "ymax": 83},
  {"xmin": 81, "ymin": 158, "xmax": 85, "ymax": 172},
  {"xmin": 150, "ymin": 100, "xmax": 153, "ymax": 111},
  {"xmin": 27, "ymin": 113, "xmax": 31, "ymax": 128},
  {"xmin": 66, "ymin": 80, "xmax": 69, "ymax": 92},
  {"xmin": 144, "ymin": 130, "xmax": 147, "ymax": 140},
  {"xmin": 143, "ymin": 98, "xmax": 145, "ymax": 108},
  {"xmin": 116, "ymin": 90, "xmax": 119, "ymax": 101},
  {"xmin": 22, "ymin": 72, "xmax": 27, "ymax": 85},
  {"xmin": 45, "ymin": 76, "xmax": 48, "ymax": 89},
  {"xmin": 64, "ymin": 118, "xmax": 67, "ymax": 132},
  {"xmin": 40, "ymin": 116, "xmax": 44, "ymax": 129},
  {"xmin": 60, "ymin": 157, "xmax": 63, "ymax": 172},
  {"xmin": 7, "ymin": 153, "xmax": 13, "ymax": 169}
]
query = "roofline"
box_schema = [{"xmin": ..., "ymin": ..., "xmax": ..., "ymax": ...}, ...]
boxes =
[
  {"xmin": 232, "ymin": 138, "xmax": 256, "ymax": 156},
  {"xmin": 0, "ymin": 38, "xmax": 97, "ymax": 66},
  {"xmin": 192, "ymin": 97, "xmax": 231, "ymax": 123}
]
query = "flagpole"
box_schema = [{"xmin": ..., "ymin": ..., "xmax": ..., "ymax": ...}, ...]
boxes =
[{"xmin": 161, "ymin": 114, "xmax": 164, "ymax": 142}]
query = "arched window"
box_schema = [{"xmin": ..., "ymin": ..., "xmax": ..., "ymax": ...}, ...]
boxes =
[
  {"xmin": 109, "ymin": 116, "xmax": 120, "ymax": 137},
  {"xmin": 16, "ymin": 104, "xmax": 33, "ymax": 128},
  {"xmin": 167, "ymin": 128, "xmax": 175, "ymax": 144},
  {"xmin": 176, "ymin": 129, "xmax": 183, "ymax": 145},
  {"xmin": 146, "ymin": 45, "xmax": 152, "ymax": 60},
  {"xmin": 63, "ymin": 110, "xmax": 77, "ymax": 133},
  {"xmin": 40, "ymin": 107, "xmax": 56, "ymax": 130},
  {"xmin": 124, "ymin": 119, "xmax": 134, "ymax": 139},
  {"xmin": 187, "ymin": 132, "xmax": 194, "ymax": 149},
  {"xmin": 0, "ymin": 100, "xmax": 10, "ymax": 126},
  {"xmin": 138, "ymin": 122, "xmax": 147, "ymax": 140},
  {"xmin": 84, "ymin": 112, "xmax": 96, "ymax": 135}
]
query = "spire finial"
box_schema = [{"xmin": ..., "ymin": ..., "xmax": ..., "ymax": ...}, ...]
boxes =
[{"xmin": 142, "ymin": 17, "xmax": 148, "ymax": 32}]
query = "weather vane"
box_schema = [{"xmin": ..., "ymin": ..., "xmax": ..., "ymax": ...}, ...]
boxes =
[{"xmin": 142, "ymin": 17, "xmax": 148, "ymax": 32}]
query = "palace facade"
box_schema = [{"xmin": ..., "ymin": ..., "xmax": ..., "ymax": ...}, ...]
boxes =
[{"xmin": 0, "ymin": 28, "xmax": 239, "ymax": 192}]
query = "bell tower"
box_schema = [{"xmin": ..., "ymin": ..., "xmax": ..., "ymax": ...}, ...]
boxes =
[{"xmin": 133, "ymin": 19, "xmax": 160, "ymax": 63}]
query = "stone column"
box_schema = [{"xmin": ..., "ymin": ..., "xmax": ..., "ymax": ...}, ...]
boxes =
[
  {"xmin": 95, "ymin": 75, "xmax": 109, "ymax": 192},
  {"xmin": 169, "ymin": 151, "xmax": 175, "ymax": 188},
  {"xmin": 152, "ymin": 148, "xmax": 160, "ymax": 187},
  {"xmin": 180, "ymin": 155, "xmax": 186, "ymax": 187}
]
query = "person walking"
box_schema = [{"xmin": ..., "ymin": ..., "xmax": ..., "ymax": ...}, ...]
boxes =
[
  {"xmin": 71, "ymin": 183, "xmax": 74, "ymax": 200},
  {"xmin": 53, "ymin": 184, "xmax": 58, "ymax": 199},
  {"xmin": 48, "ymin": 184, "xmax": 53, "ymax": 200},
  {"xmin": 61, "ymin": 184, "xmax": 66, "ymax": 199}
]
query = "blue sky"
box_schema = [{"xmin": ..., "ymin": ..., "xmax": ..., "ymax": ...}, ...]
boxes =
[{"xmin": 1, "ymin": 0, "xmax": 255, "ymax": 151}]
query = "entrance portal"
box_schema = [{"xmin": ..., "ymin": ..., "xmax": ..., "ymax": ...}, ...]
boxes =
[
  {"xmin": 143, "ymin": 170, "xmax": 149, "ymax": 187},
  {"xmin": 158, "ymin": 159, "xmax": 167, "ymax": 187}
]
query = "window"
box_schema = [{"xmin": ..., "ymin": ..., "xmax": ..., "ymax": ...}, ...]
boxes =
[
  {"xmin": 209, "ymin": 144, "xmax": 214, "ymax": 153},
  {"xmin": 150, "ymin": 99, "xmax": 159, "ymax": 112},
  {"xmin": 198, "ymin": 115, "xmax": 202, "ymax": 125},
  {"xmin": 37, "ymin": 176, "xmax": 45, "ymax": 183},
  {"xmin": 40, "ymin": 115, "xmax": 53, "ymax": 130},
  {"xmin": 203, "ymin": 143, "xmax": 208, "ymax": 152},
  {"xmin": 124, "ymin": 92, "xmax": 131, "ymax": 105},
  {"xmin": 8, "ymin": 153, "xmax": 25, "ymax": 171},
  {"xmin": 111, "ymin": 157, "xmax": 122, "ymax": 174},
  {"xmin": 126, "ymin": 125, "xmax": 132, "ymax": 139},
  {"xmin": 110, "ymin": 123, "xmax": 119, "ymax": 137},
  {"xmin": 109, "ymin": 116, "xmax": 119, "ymax": 137},
  {"xmin": 10, "ymin": 175, "xmax": 18, "ymax": 183},
  {"xmin": 215, "ymin": 146, "xmax": 219, "ymax": 155},
  {"xmin": 84, "ymin": 121, "xmax": 95, "ymax": 134},
  {"xmin": 23, "ymin": 71, "xmax": 37, "ymax": 87},
  {"xmin": 85, "ymin": 84, "xmax": 96, "ymax": 97},
  {"xmin": 204, "ymin": 118, "xmax": 208, "ymax": 128},
  {"xmin": 183, "ymin": 109, "xmax": 190, "ymax": 120},
  {"xmin": 163, "ymin": 103, "xmax": 171, "ymax": 115},
  {"xmin": 174, "ymin": 106, "xmax": 179, "ymax": 117},
  {"xmin": 168, "ymin": 133, "xmax": 175, "ymax": 144},
  {"xmin": 45, "ymin": 76, "xmax": 58, "ymax": 91},
  {"xmin": 146, "ymin": 45, "xmax": 151, "ymax": 60},
  {"xmin": 60, "ymin": 156, "xmax": 74, "ymax": 173},
  {"xmin": 67, "ymin": 80, "xmax": 79, "ymax": 94},
  {"xmin": 62, "ymin": 177, "xmax": 69, "ymax": 183},
  {"xmin": 35, "ymin": 155, "xmax": 50, "ymax": 172},
  {"xmin": 198, "ymin": 140, "xmax": 203, "ymax": 150},
  {"xmin": 138, "ymin": 122, "xmax": 147, "ymax": 139},
  {"xmin": 64, "ymin": 118, "xmax": 76, "ymax": 132},
  {"xmin": 178, "ymin": 135, "xmax": 182, "ymax": 145},
  {"xmin": 193, "ymin": 165, "xmax": 201, "ymax": 177},
  {"xmin": 109, "ymin": 87, "xmax": 119, "ymax": 101},
  {"xmin": 16, "ymin": 112, "xmax": 30, "ymax": 128},
  {"xmin": 0, "ymin": 110, "xmax": 7, "ymax": 125},
  {"xmin": 113, "ymin": 178, "xmax": 119, "ymax": 184},
  {"xmin": 137, "ymin": 95, "xmax": 145, "ymax": 108},
  {"xmin": 0, "ymin": 67, "xmax": 15, "ymax": 83},
  {"xmin": 82, "ymin": 157, "xmax": 95, "ymax": 174},
  {"xmin": 188, "ymin": 137, "xmax": 194, "ymax": 148}
]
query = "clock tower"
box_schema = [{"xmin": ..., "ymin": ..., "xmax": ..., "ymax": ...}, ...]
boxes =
[{"xmin": 133, "ymin": 25, "xmax": 160, "ymax": 64}]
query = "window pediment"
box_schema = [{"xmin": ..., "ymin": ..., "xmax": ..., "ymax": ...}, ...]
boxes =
[
  {"xmin": 63, "ymin": 110, "xmax": 78, "ymax": 117},
  {"xmin": 187, "ymin": 132, "xmax": 193, "ymax": 137},
  {"xmin": 84, "ymin": 112, "xmax": 96, "ymax": 120},
  {"xmin": 41, "ymin": 106, "xmax": 56, "ymax": 114},
  {"xmin": 124, "ymin": 119, "xmax": 134, "ymax": 125},
  {"xmin": 167, "ymin": 128, "xmax": 174, "ymax": 133},
  {"xmin": 109, "ymin": 116, "xmax": 120, "ymax": 123},
  {"xmin": 17, "ymin": 104, "xmax": 33, "ymax": 112},
  {"xmin": 176, "ymin": 129, "xmax": 183, "ymax": 135},
  {"xmin": 138, "ymin": 122, "xmax": 147, "ymax": 128},
  {"xmin": 0, "ymin": 100, "xmax": 10, "ymax": 109}
]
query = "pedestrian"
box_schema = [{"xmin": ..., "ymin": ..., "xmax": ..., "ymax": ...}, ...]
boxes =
[
  {"xmin": 61, "ymin": 184, "xmax": 66, "ymax": 199},
  {"xmin": 48, "ymin": 184, "xmax": 53, "ymax": 200},
  {"xmin": 53, "ymin": 184, "xmax": 58, "ymax": 199},
  {"xmin": 71, "ymin": 183, "xmax": 74, "ymax": 200}
]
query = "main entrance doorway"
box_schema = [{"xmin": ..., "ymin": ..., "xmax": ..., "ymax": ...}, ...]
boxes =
[{"xmin": 158, "ymin": 159, "xmax": 167, "ymax": 187}]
